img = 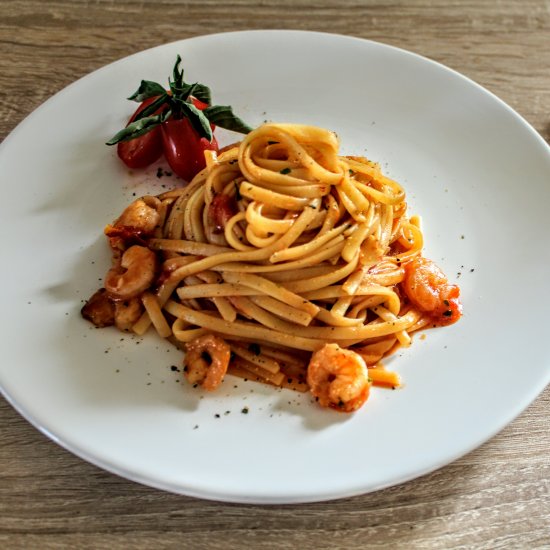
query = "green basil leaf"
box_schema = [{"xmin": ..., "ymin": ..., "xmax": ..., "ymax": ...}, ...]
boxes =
[
  {"xmin": 172, "ymin": 54, "xmax": 184, "ymax": 90},
  {"xmin": 174, "ymin": 98, "xmax": 213, "ymax": 141},
  {"xmin": 169, "ymin": 79, "xmax": 194, "ymax": 102},
  {"xmin": 191, "ymin": 83, "xmax": 212, "ymax": 105},
  {"xmin": 106, "ymin": 111, "xmax": 171, "ymax": 145},
  {"xmin": 203, "ymin": 105, "xmax": 253, "ymax": 134},
  {"xmin": 132, "ymin": 93, "xmax": 171, "ymax": 121},
  {"xmin": 127, "ymin": 80, "xmax": 166, "ymax": 102}
]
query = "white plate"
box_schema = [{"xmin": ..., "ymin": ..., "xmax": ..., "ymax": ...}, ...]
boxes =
[{"xmin": 1, "ymin": 31, "xmax": 549, "ymax": 504}]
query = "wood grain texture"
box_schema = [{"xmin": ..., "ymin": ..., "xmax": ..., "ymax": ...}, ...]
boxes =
[{"xmin": 1, "ymin": 1, "xmax": 549, "ymax": 548}]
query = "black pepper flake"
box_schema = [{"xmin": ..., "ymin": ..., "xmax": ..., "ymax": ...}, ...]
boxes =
[
  {"xmin": 443, "ymin": 310, "xmax": 453, "ymax": 317},
  {"xmin": 279, "ymin": 167, "xmax": 291, "ymax": 175},
  {"xmin": 193, "ymin": 425, "xmax": 199, "ymax": 430},
  {"xmin": 267, "ymin": 140, "xmax": 278, "ymax": 145},
  {"xmin": 170, "ymin": 365, "xmax": 179, "ymax": 372},
  {"xmin": 470, "ymin": 268, "xmax": 475, "ymax": 272},
  {"xmin": 443, "ymin": 299, "xmax": 450, "ymax": 306},
  {"xmin": 214, "ymin": 414, "xmax": 220, "ymax": 418},
  {"xmin": 156, "ymin": 167, "xmax": 163, "ymax": 178},
  {"xmin": 241, "ymin": 407, "xmax": 249, "ymax": 414}
]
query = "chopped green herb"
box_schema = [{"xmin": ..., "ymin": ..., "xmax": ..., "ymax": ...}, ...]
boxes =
[{"xmin": 279, "ymin": 167, "xmax": 291, "ymax": 175}]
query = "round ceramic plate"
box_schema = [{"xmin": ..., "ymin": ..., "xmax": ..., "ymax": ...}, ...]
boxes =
[{"xmin": 1, "ymin": 31, "xmax": 549, "ymax": 504}]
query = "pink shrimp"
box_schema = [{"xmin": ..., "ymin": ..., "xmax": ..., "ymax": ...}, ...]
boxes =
[
  {"xmin": 104, "ymin": 245, "xmax": 157, "ymax": 300},
  {"xmin": 184, "ymin": 333, "xmax": 231, "ymax": 391},
  {"xmin": 307, "ymin": 343, "xmax": 370, "ymax": 412},
  {"xmin": 402, "ymin": 256, "xmax": 462, "ymax": 325},
  {"xmin": 114, "ymin": 197, "xmax": 160, "ymax": 234}
]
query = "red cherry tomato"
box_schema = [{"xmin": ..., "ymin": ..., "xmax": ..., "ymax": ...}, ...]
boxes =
[
  {"xmin": 191, "ymin": 97, "xmax": 209, "ymax": 110},
  {"xmin": 161, "ymin": 118, "xmax": 219, "ymax": 182},
  {"xmin": 117, "ymin": 97, "xmax": 164, "ymax": 169},
  {"xmin": 191, "ymin": 97, "xmax": 216, "ymax": 131}
]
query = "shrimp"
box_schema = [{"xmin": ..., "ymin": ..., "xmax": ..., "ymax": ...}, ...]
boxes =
[
  {"xmin": 113, "ymin": 297, "xmax": 143, "ymax": 331},
  {"xmin": 81, "ymin": 289, "xmax": 143, "ymax": 330},
  {"xmin": 114, "ymin": 197, "xmax": 161, "ymax": 234},
  {"xmin": 402, "ymin": 256, "xmax": 462, "ymax": 325},
  {"xmin": 81, "ymin": 288, "xmax": 115, "ymax": 327},
  {"xmin": 104, "ymin": 245, "xmax": 157, "ymax": 300},
  {"xmin": 105, "ymin": 197, "xmax": 161, "ymax": 251},
  {"xmin": 183, "ymin": 333, "xmax": 231, "ymax": 391},
  {"xmin": 307, "ymin": 343, "xmax": 370, "ymax": 412}
]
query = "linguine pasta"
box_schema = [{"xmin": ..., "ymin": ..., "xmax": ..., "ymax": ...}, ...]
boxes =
[{"xmin": 83, "ymin": 123, "xmax": 461, "ymax": 408}]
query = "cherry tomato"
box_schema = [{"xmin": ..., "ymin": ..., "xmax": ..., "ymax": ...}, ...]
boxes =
[
  {"xmin": 191, "ymin": 97, "xmax": 216, "ymax": 131},
  {"xmin": 117, "ymin": 96, "xmax": 164, "ymax": 169},
  {"xmin": 161, "ymin": 118, "xmax": 219, "ymax": 182},
  {"xmin": 192, "ymin": 97, "xmax": 209, "ymax": 110}
]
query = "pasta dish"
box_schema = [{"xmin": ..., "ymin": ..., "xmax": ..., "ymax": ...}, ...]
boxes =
[{"xmin": 82, "ymin": 123, "xmax": 462, "ymax": 412}]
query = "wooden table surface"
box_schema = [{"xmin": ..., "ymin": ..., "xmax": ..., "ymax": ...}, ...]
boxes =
[{"xmin": 1, "ymin": 1, "xmax": 549, "ymax": 548}]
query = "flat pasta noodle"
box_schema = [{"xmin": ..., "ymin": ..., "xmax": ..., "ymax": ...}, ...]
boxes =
[{"xmin": 83, "ymin": 123, "xmax": 462, "ymax": 413}]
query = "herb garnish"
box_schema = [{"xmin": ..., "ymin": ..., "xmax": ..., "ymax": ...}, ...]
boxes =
[{"xmin": 106, "ymin": 55, "xmax": 253, "ymax": 145}]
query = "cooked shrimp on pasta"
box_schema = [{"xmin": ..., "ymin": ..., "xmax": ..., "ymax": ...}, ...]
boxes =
[{"xmin": 82, "ymin": 123, "xmax": 462, "ymax": 412}]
